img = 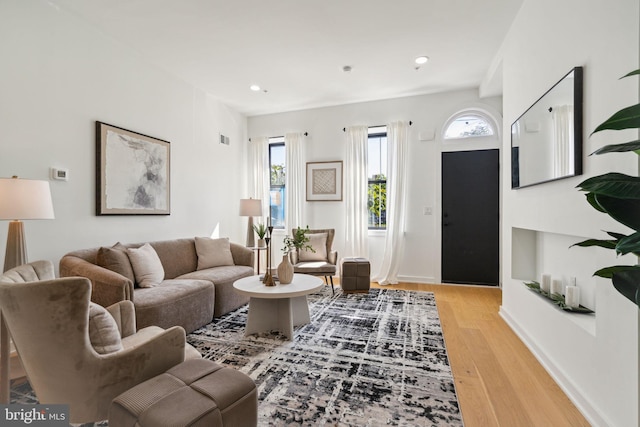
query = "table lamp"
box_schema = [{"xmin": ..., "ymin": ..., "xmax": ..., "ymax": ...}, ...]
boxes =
[
  {"xmin": 239, "ymin": 198, "xmax": 262, "ymax": 247},
  {"xmin": 0, "ymin": 176, "xmax": 55, "ymax": 404}
]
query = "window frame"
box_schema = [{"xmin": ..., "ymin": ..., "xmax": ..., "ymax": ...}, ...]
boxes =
[
  {"xmin": 442, "ymin": 110, "xmax": 497, "ymax": 141},
  {"xmin": 367, "ymin": 127, "xmax": 387, "ymax": 230},
  {"xmin": 268, "ymin": 138, "xmax": 285, "ymax": 229}
]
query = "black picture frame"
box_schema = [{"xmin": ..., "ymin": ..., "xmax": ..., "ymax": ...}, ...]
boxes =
[{"xmin": 96, "ymin": 121, "xmax": 171, "ymax": 215}]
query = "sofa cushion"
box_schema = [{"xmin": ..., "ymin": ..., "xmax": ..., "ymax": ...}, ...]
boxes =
[
  {"xmin": 127, "ymin": 243, "xmax": 165, "ymax": 288},
  {"xmin": 178, "ymin": 265, "xmax": 254, "ymax": 318},
  {"xmin": 299, "ymin": 233, "xmax": 328, "ymax": 262},
  {"xmin": 97, "ymin": 242, "xmax": 135, "ymax": 283},
  {"xmin": 147, "ymin": 238, "xmax": 198, "ymax": 279},
  {"xmin": 134, "ymin": 279, "xmax": 215, "ymax": 333},
  {"xmin": 88, "ymin": 302, "xmax": 123, "ymax": 354},
  {"xmin": 195, "ymin": 237, "xmax": 234, "ymax": 270}
]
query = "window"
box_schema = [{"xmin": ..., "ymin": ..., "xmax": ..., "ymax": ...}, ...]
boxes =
[
  {"xmin": 444, "ymin": 113, "xmax": 495, "ymax": 139},
  {"xmin": 368, "ymin": 126, "xmax": 387, "ymax": 229},
  {"xmin": 269, "ymin": 138, "xmax": 285, "ymax": 229}
]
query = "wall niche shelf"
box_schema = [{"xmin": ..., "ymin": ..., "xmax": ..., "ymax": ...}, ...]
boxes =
[
  {"xmin": 511, "ymin": 227, "xmax": 599, "ymax": 336},
  {"xmin": 523, "ymin": 281, "xmax": 594, "ymax": 314}
]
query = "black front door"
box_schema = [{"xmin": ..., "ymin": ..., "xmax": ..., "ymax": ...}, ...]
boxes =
[{"xmin": 441, "ymin": 149, "xmax": 499, "ymax": 286}]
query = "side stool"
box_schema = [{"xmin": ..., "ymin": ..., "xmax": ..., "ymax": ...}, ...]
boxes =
[
  {"xmin": 340, "ymin": 257, "xmax": 371, "ymax": 293},
  {"xmin": 110, "ymin": 358, "xmax": 257, "ymax": 426}
]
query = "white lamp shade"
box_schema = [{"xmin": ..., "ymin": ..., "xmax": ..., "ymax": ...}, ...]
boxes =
[
  {"xmin": 0, "ymin": 178, "xmax": 55, "ymax": 220},
  {"xmin": 239, "ymin": 198, "xmax": 262, "ymax": 217}
]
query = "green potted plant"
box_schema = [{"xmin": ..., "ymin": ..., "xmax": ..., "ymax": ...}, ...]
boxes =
[
  {"xmin": 282, "ymin": 226, "xmax": 314, "ymax": 255},
  {"xmin": 573, "ymin": 69, "xmax": 640, "ymax": 307},
  {"xmin": 253, "ymin": 223, "xmax": 267, "ymax": 247},
  {"xmin": 278, "ymin": 226, "xmax": 315, "ymax": 284}
]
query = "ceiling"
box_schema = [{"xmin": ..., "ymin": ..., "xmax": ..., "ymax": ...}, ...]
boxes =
[{"xmin": 51, "ymin": 0, "xmax": 523, "ymax": 117}]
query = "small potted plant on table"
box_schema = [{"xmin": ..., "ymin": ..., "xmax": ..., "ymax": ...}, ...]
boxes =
[{"xmin": 253, "ymin": 223, "xmax": 267, "ymax": 247}]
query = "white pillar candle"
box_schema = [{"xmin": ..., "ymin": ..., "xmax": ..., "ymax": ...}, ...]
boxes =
[
  {"xmin": 550, "ymin": 279, "xmax": 563, "ymax": 296},
  {"xmin": 565, "ymin": 286, "xmax": 580, "ymax": 308},
  {"xmin": 541, "ymin": 274, "xmax": 551, "ymax": 293}
]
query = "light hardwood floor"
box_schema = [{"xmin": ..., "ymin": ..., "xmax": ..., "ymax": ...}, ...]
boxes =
[{"xmin": 366, "ymin": 281, "xmax": 590, "ymax": 427}]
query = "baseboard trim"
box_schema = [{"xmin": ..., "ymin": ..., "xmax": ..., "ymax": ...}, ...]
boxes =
[
  {"xmin": 499, "ymin": 306, "xmax": 609, "ymax": 427},
  {"xmin": 396, "ymin": 275, "xmax": 436, "ymax": 284}
]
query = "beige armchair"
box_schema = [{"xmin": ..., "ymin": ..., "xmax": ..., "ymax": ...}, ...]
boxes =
[
  {"xmin": 289, "ymin": 228, "xmax": 337, "ymax": 295},
  {"xmin": 0, "ymin": 260, "xmax": 201, "ymax": 424}
]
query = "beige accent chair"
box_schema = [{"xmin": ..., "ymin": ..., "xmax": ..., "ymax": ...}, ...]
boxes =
[
  {"xmin": 0, "ymin": 260, "xmax": 201, "ymax": 425},
  {"xmin": 289, "ymin": 228, "xmax": 337, "ymax": 295}
]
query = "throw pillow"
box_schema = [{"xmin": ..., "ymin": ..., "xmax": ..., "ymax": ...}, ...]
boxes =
[
  {"xmin": 126, "ymin": 243, "xmax": 165, "ymax": 288},
  {"xmin": 88, "ymin": 302, "xmax": 123, "ymax": 355},
  {"xmin": 299, "ymin": 233, "xmax": 328, "ymax": 262},
  {"xmin": 97, "ymin": 242, "xmax": 136, "ymax": 284},
  {"xmin": 194, "ymin": 237, "xmax": 235, "ymax": 270}
]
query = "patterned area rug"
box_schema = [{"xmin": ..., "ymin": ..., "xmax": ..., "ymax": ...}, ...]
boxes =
[
  {"xmin": 10, "ymin": 287, "xmax": 463, "ymax": 426},
  {"xmin": 188, "ymin": 287, "xmax": 463, "ymax": 426}
]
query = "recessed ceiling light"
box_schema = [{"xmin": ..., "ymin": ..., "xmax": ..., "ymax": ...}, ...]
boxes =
[
  {"xmin": 250, "ymin": 85, "xmax": 261, "ymax": 91},
  {"xmin": 415, "ymin": 56, "xmax": 429, "ymax": 65}
]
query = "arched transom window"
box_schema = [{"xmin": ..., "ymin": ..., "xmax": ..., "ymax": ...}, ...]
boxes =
[{"xmin": 444, "ymin": 112, "xmax": 495, "ymax": 140}]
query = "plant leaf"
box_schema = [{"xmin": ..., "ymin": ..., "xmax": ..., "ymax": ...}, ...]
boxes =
[
  {"xmin": 606, "ymin": 231, "xmax": 627, "ymax": 240},
  {"xmin": 621, "ymin": 69, "xmax": 640, "ymax": 79},
  {"xmin": 591, "ymin": 140, "xmax": 640, "ymax": 155},
  {"xmin": 571, "ymin": 238, "xmax": 617, "ymax": 250},
  {"xmin": 594, "ymin": 265, "xmax": 640, "ymax": 279},
  {"xmin": 593, "ymin": 194, "xmax": 640, "ymax": 231},
  {"xmin": 611, "ymin": 270, "xmax": 640, "ymax": 306},
  {"xmin": 578, "ymin": 173, "xmax": 640, "ymax": 199},
  {"xmin": 585, "ymin": 193, "xmax": 606, "ymax": 212},
  {"xmin": 592, "ymin": 103, "xmax": 640, "ymax": 134},
  {"xmin": 615, "ymin": 231, "xmax": 640, "ymax": 255}
]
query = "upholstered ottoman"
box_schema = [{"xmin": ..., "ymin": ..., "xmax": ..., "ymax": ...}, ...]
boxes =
[
  {"xmin": 340, "ymin": 257, "xmax": 371, "ymax": 293},
  {"xmin": 109, "ymin": 358, "xmax": 258, "ymax": 427}
]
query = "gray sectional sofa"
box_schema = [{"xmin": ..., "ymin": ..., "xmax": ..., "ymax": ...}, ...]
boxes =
[{"xmin": 59, "ymin": 238, "xmax": 254, "ymax": 333}]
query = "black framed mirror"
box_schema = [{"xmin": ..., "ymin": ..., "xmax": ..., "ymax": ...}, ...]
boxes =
[{"xmin": 511, "ymin": 67, "xmax": 583, "ymax": 189}]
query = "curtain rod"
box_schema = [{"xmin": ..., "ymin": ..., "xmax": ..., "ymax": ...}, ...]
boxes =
[
  {"xmin": 249, "ymin": 132, "xmax": 308, "ymax": 142},
  {"xmin": 342, "ymin": 121, "xmax": 412, "ymax": 132}
]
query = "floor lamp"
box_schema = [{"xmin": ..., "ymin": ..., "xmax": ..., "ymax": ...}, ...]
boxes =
[
  {"xmin": 239, "ymin": 198, "xmax": 262, "ymax": 247},
  {"xmin": 0, "ymin": 176, "xmax": 55, "ymax": 404}
]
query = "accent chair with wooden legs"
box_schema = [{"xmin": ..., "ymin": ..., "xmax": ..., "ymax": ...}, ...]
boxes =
[{"xmin": 289, "ymin": 228, "xmax": 338, "ymax": 295}]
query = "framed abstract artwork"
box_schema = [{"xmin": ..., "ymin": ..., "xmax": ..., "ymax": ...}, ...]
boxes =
[
  {"xmin": 96, "ymin": 121, "xmax": 171, "ymax": 215},
  {"xmin": 306, "ymin": 161, "xmax": 343, "ymax": 201}
]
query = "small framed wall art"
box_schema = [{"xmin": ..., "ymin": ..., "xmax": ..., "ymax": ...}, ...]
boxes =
[
  {"xmin": 306, "ymin": 161, "xmax": 343, "ymax": 201},
  {"xmin": 96, "ymin": 121, "xmax": 171, "ymax": 215}
]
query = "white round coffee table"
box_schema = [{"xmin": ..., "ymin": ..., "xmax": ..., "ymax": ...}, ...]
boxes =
[{"xmin": 233, "ymin": 274, "xmax": 324, "ymax": 340}]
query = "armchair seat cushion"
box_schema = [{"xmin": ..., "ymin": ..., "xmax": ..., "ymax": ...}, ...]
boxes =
[
  {"xmin": 293, "ymin": 261, "xmax": 337, "ymax": 275},
  {"xmin": 122, "ymin": 326, "xmax": 202, "ymax": 360}
]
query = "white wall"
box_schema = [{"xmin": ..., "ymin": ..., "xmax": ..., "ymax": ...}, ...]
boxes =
[
  {"xmin": 0, "ymin": 1, "xmax": 248, "ymax": 269},
  {"xmin": 500, "ymin": 0, "xmax": 639, "ymax": 426},
  {"xmin": 248, "ymin": 91, "xmax": 502, "ymax": 283}
]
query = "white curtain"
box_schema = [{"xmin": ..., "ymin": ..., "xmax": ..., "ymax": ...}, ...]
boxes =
[
  {"xmin": 552, "ymin": 105, "xmax": 574, "ymax": 178},
  {"xmin": 373, "ymin": 121, "xmax": 409, "ymax": 285},
  {"xmin": 344, "ymin": 126, "xmax": 369, "ymax": 258},
  {"xmin": 285, "ymin": 132, "xmax": 306, "ymax": 231},
  {"xmin": 249, "ymin": 136, "xmax": 270, "ymax": 218}
]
